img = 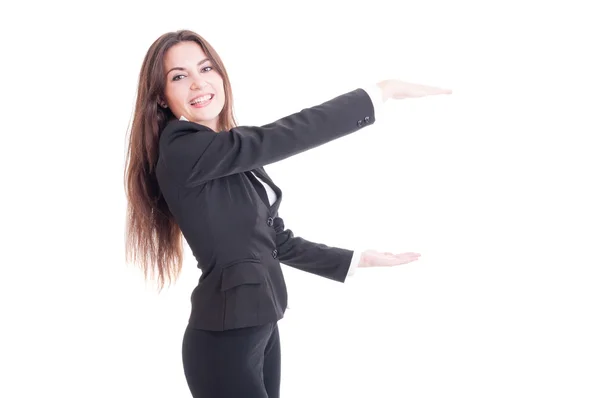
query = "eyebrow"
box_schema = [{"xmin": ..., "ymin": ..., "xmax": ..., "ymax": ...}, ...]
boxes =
[{"xmin": 166, "ymin": 58, "xmax": 211, "ymax": 76}]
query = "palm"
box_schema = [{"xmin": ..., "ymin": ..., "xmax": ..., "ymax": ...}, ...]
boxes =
[
  {"xmin": 359, "ymin": 249, "xmax": 421, "ymax": 268},
  {"xmin": 379, "ymin": 79, "xmax": 452, "ymax": 100}
]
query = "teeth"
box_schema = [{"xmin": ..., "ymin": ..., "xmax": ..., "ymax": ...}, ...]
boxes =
[{"xmin": 191, "ymin": 94, "xmax": 212, "ymax": 105}]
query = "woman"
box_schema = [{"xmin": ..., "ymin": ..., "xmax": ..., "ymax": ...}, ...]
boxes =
[{"xmin": 124, "ymin": 30, "xmax": 451, "ymax": 398}]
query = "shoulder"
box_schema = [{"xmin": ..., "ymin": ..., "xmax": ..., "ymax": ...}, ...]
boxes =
[
  {"xmin": 159, "ymin": 119, "xmax": 216, "ymax": 150},
  {"xmin": 160, "ymin": 119, "xmax": 213, "ymax": 139}
]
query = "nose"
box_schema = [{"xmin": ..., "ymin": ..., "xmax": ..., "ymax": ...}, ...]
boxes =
[{"xmin": 191, "ymin": 77, "xmax": 208, "ymax": 90}]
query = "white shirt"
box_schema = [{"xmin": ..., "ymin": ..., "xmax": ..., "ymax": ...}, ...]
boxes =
[{"xmin": 180, "ymin": 85, "xmax": 384, "ymax": 279}]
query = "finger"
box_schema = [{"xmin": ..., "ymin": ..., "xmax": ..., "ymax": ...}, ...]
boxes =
[
  {"xmin": 431, "ymin": 88, "xmax": 452, "ymax": 95},
  {"xmin": 416, "ymin": 83, "xmax": 450, "ymax": 93},
  {"xmin": 416, "ymin": 86, "xmax": 451, "ymax": 95}
]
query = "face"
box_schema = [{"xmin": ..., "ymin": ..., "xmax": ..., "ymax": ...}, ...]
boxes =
[{"xmin": 162, "ymin": 41, "xmax": 225, "ymax": 130}]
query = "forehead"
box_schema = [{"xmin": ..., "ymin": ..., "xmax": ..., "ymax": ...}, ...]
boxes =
[{"xmin": 164, "ymin": 41, "xmax": 208, "ymax": 68}]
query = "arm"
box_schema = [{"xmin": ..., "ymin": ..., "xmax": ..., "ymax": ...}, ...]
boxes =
[
  {"xmin": 273, "ymin": 214, "xmax": 354, "ymax": 283},
  {"xmin": 268, "ymin": 85, "xmax": 383, "ymax": 281},
  {"xmin": 159, "ymin": 88, "xmax": 376, "ymax": 187}
]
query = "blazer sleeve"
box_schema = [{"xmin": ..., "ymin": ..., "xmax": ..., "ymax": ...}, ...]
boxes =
[
  {"xmin": 159, "ymin": 88, "xmax": 375, "ymax": 187},
  {"xmin": 273, "ymin": 214, "xmax": 353, "ymax": 283}
]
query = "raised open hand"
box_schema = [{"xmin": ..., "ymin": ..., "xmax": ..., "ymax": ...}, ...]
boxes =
[
  {"xmin": 357, "ymin": 249, "xmax": 421, "ymax": 268},
  {"xmin": 377, "ymin": 79, "xmax": 452, "ymax": 101}
]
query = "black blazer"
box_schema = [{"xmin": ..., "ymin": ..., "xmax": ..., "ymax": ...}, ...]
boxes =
[{"xmin": 156, "ymin": 88, "xmax": 376, "ymax": 331}]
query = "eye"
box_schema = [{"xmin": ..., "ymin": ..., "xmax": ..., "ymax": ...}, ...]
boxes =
[
  {"xmin": 201, "ymin": 66, "xmax": 213, "ymax": 73},
  {"xmin": 172, "ymin": 74, "xmax": 185, "ymax": 81}
]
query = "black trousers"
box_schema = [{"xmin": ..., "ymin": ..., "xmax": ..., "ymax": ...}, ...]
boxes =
[{"xmin": 182, "ymin": 321, "xmax": 281, "ymax": 398}]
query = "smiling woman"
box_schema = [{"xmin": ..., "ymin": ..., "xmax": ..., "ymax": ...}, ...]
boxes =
[
  {"xmin": 130, "ymin": 30, "xmax": 237, "ymax": 137},
  {"xmin": 124, "ymin": 29, "xmax": 449, "ymax": 398},
  {"xmin": 160, "ymin": 42, "xmax": 225, "ymax": 130}
]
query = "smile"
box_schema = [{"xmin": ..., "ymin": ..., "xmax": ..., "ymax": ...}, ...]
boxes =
[{"xmin": 190, "ymin": 94, "xmax": 214, "ymax": 108}]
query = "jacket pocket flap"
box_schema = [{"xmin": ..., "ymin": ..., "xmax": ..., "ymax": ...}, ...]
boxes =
[{"xmin": 220, "ymin": 260, "xmax": 263, "ymax": 291}]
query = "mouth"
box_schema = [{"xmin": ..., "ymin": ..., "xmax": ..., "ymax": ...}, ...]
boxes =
[{"xmin": 189, "ymin": 94, "xmax": 214, "ymax": 108}]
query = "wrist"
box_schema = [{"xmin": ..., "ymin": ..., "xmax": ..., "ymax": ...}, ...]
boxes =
[
  {"xmin": 376, "ymin": 81, "xmax": 390, "ymax": 102},
  {"xmin": 357, "ymin": 251, "xmax": 369, "ymax": 268}
]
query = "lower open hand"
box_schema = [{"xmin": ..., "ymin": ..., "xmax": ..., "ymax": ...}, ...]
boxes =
[{"xmin": 358, "ymin": 249, "xmax": 421, "ymax": 268}]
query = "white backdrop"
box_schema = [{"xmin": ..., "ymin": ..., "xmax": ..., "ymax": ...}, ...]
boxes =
[{"xmin": 1, "ymin": 0, "xmax": 599, "ymax": 397}]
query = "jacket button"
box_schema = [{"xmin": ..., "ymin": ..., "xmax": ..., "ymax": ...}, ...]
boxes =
[
  {"xmin": 364, "ymin": 116, "xmax": 370, "ymax": 123},
  {"xmin": 267, "ymin": 217, "xmax": 274, "ymax": 227},
  {"xmin": 357, "ymin": 119, "xmax": 363, "ymax": 127},
  {"xmin": 272, "ymin": 249, "xmax": 278, "ymax": 258}
]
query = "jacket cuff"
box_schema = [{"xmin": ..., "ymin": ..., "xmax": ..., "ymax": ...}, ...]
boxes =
[
  {"xmin": 361, "ymin": 85, "xmax": 384, "ymax": 119},
  {"xmin": 346, "ymin": 249, "xmax": 362, "ymax": 277}
]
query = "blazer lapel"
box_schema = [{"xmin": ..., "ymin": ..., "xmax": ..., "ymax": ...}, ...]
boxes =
[
  {"xmin": 246, "ymin": 171, "xmax": 269, "ymax": 207},
  {"xmin": 249, "ymin": 167, "xmax": 282, "ymax": 211}
]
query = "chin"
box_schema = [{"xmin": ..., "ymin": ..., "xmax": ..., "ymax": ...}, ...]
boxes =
[{"xmin": 191, "ymin": 116, "xmax": 219, "ymax": 130}]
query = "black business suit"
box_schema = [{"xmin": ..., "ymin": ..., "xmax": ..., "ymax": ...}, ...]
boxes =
[{"xmin": 155, "ymin": 88, "xmax": 376, "ymax": 397}]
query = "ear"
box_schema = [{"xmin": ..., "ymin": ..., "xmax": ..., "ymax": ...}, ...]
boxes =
[{"xmin": 157, "ymin": 98, "xmax": 168, "ymax": 108}]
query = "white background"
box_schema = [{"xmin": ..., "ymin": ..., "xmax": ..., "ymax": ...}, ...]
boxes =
[{"xmin": 1, "ymin": 0, "xmax": 599, "ymax": 397}]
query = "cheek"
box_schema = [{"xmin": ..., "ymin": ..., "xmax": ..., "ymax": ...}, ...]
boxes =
[
  {"xmin": 165, "ymin": 85, "xmax": 186, "ymax": 108},
  {"xmin": 217, "ymin": 91, "xmax": 227, "ymax": 108},
  {"xmin": 216, "ymin": 82, "xmax": 226, "ymax": 102},
  {"xmin": 213, "ymin": 77, "xmax": 225, "ymax": 93}
]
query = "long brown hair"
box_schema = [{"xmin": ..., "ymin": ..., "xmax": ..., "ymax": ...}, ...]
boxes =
[{"xmin": 124, "ymin": 30, "xmax": 237, "ymax": 292}]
